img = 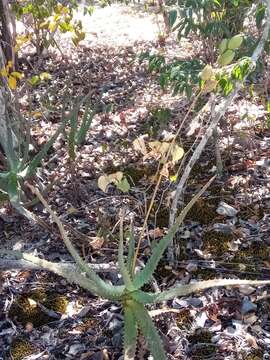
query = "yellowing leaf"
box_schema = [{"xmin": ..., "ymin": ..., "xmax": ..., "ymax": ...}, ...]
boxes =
[
  {"xmin": 32, "ymin": 111, "xmax": 42, "ymax": 119},
  {"xmin": 49, "ymin": 21, "xmax": 57, "ymax": 32},
  {"xmin": 40, "ymin": 21, "xmax": 49, "ymax": 29},
  {"xmin": 133, "ymin": 136, "xmax": 147, "ymax": 155},
  {"xmin": 39, "ymin": 72, "xmax": 52, "ymax": 81},
  {"xmin": 203, "ymin": 79, "xmax": 218, "ymax": 93},
  {"xmin": 171, "ymin": 144, "xmax": 184, "ymax": 163},
  {"xmin": 10, "ymin": 71, "xmax": 23, "ymax": 80},
  {"xmin": 98, "ymin": 175, "xmax": 110, "ymax": 193},
  {"xmin": 67, "ymin": 206, "xmax": 79, "ymax": 215},
  {"xmin": 8, "ymin": 76, "xmax": 17, "ymax": 90},
  {"xmin": 170, "ymin": 174, "xmax": 177, "ymax": 182},
  {"xmin": 0, "ymin": 67, "xmax": 8, "ymax": 77},
  {"xmin": 7, "ymin": 61, "xmax": 13, "ymax": 69}
]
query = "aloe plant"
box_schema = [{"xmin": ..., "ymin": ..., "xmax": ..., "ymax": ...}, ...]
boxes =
[
  {"xmin": 2, "ymin": 180, "xmax": 268, "ymax": 359},
  {"xmin": 67, "ymin": 99, "xmax": 95, "ymax": 162},
  {"xmin": 0, "ymin": 116, "xmax": 68, "ymax": 220}
]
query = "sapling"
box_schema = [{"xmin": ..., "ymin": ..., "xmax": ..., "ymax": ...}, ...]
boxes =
[{"xmin": 2, "ymin": 180, "xmax": 269, "ymax": 360}]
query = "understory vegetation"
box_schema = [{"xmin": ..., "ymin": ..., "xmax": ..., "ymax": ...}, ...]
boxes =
[{"xmin": 1, "ymin": 0, "xmax": 270, "ymax": 359}]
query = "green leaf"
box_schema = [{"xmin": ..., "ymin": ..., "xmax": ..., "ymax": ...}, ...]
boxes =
[
  {"xmin": 76, "ymin": 104, "xmax": 94, "ymax": 145},
  {"xmin": 117, "ymin": 178, "xmax": 130, "ymax": 193},
  {"xmin": 127, "ymin": 223, "xmax": 136, "ymax": 276},
  {"xmin": 68, "ymin": 104, "xmax": 79, "ymax": 161},
  {"xmin": 29, "ymin": 75, "xmax": 40, "ymax": 86},
  {"xmin": 118, "ymin": 215, "xmax": 134, "ymax": 290},
  {"xmin": 168, "ymin": 9, "xmax": 177, "ymax": 29},
  {"xmin": 7, "ymin": 173, "xmax": 36, "ymax": 221},
  {"xmin": 129, "ymin": 301, "xmax": 166, "ymax": 360},
  {"xmin": 123, "ymin": 306, "xmax": 137, "ymax": 360}
]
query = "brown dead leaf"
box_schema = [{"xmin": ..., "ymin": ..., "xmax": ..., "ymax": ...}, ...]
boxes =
[
  {"xmin": 89, "ymin": 236, "xmax": 105, "ymax": 250},
  {"xmin": 149, "ymin": 227, "xmax": 164, "ymax": 239}
]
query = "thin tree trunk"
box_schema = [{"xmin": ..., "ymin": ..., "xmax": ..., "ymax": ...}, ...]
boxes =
[
  {"xmin": 0, "ymin": 44, "xmax": 17, "ymax": 152},
  {"xmin": 0, "ymin": 0, "xmax": 17, "ymax": 68}
]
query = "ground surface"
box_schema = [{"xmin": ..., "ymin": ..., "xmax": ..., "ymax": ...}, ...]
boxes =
[{"xmin": 1, "ymin": 3, "xmax": 270, "ymax": 360}]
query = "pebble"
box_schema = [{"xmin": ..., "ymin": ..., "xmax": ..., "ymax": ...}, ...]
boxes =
[
  {"xmin": 216, "ymin": 202, "xmax": 238, "ymax": 217},
  {"xmin": 241, "ymin": 299, "xmax": 257, "ymax": 314},
  {"xmin": 187, "ymin": 297, "xmax": 203, "ymax": 308}
]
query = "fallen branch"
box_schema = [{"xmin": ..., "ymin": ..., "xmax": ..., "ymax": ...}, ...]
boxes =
[{"xmin": 0, "ymin": 257, "xmax": 117, "ymax": 273}]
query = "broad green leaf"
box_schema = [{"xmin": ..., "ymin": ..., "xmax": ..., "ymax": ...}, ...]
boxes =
[
  {"xmin": 117, "ymin": 178, "xmax": 130, "ymax": 193},
  {"xmin": 29, "ymin": 75, "xmax": 40, "ymax": 86}
]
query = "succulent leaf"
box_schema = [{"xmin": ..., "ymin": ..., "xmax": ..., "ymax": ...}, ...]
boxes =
[
  {"xmin": 123, "ymin": 306, "xmax": 137, "ymax": 360},
  {"xmin": 118, "ymin": 215, "xmax": 135, "ymax": 290},
  {"xmin": 145, "ymin": 279, "xmax": 270, "ymax": 303},
  {"xmin": 127, "ymin": 222, "xmax": 136, "ymax": 276},
  {"xmin": 130, "ymin": 300, "xmax": 166, "ymax": 360}
]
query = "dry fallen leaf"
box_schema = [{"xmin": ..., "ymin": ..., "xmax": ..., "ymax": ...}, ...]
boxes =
[
  {"xmin": 149, "ymin": 227, "xmax": 164, "ymax": 238},
  {"xmin": 98, "ymin": 175, "xmax": 110, "ymax": 192},
  {"xmin": 133, "ymin": 136, "xmax": 147, "ymax": 155},
  {"xmin": 89, "ymin": 236, "xmax": 105, "ymax": 250}
]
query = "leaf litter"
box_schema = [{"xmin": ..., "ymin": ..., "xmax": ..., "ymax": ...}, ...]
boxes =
[{"xmin": 1, "ymin": 2, "xmax": 270, "ymax": 359}]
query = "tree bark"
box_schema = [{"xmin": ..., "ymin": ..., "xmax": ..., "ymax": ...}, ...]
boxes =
[{"xmin": 0, "ymin": 0, "xmax": 17, "ymax": 68}]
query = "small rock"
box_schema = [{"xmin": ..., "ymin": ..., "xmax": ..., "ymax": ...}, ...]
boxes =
[
  {"xmin": 187, "ymin": 297, "xmax": 203, "ymax": 308},
  {"xmin": 216, "ymin": 202, "xmax": 238, "ymax": 217},
  {"xmin": 226, "ymin": 326, "xmax": 236, "ymax": 335},
  {"xmin": 241, "ymin": 299, "xmax": 257, "ymax": 315},
  {"xmin": 112, "ymin": 333, "xmax": 123, "ymax": 347},
  {"xmin": 213, "ymin": 223, "xmax": 233, "ymax": 234},
  {"xmin": 108, "ymin": 318, "xmax": 122, "ymax": 332},
  {"xmin": 186, "ymin": 263, "xmax": 197, "ymax": 273},
  {"xmin": 172, "ymin": 299, "xmax": 188, "ymax": 309},
  {"xmin": 180, "ymin": 230, "xmax": 191, "ymax": 239},
  {"xmin": 211, "ymin": 334, "xmax": 220, "ymax": 343},
  {"xmin": 68, "ymin": 343, "xmax": 85, "ymax": 356}
]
